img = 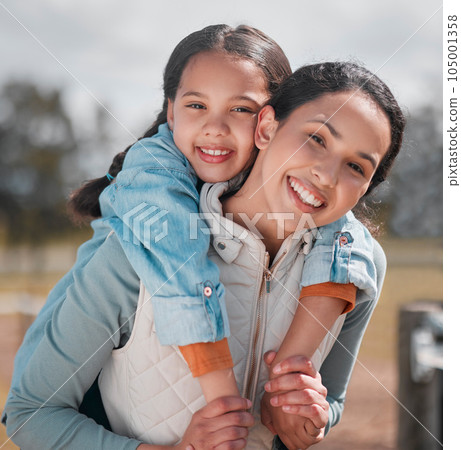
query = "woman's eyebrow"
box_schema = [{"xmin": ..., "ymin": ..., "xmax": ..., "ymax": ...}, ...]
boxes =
[
  {"xmin": 231, "ymin": 95, "xmax": 260, "ymax": 103},
  {"xmin": 306, "ymin": 120, "xmax": 341, "ymax": 138},
  {"xmin": 357, "ymin": 151, "xmax": 378, "ymax": 169}
]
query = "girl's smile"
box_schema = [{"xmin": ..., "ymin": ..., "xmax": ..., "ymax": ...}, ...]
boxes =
[
  {"xmin": 167, "ymin": 50, "xmax": 269, "ymax": 183},
  {"xmin": 196, "ymin": 145, "xmax": 234, "ymax": 164}
]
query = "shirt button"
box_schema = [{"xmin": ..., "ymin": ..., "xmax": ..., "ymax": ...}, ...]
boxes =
[
  {"xmin": 339, "ymin": 235, "xmax": 349, "ymax": 246},
  {"xmin": 217, "ymin": 242, "xmax": 226, "ymax": 250},
  {"xmin": 203, "ymin": 286, "xmax": 213, "ymax": 297}
]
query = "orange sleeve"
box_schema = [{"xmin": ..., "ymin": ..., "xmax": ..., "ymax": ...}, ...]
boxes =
[
  {"xmin": 299, "ymin": 282, "xmax": 357, "ymax": 313},
  {"xmin": 178, "ymin": 338, "xmax": 233, "ymax": 378}
]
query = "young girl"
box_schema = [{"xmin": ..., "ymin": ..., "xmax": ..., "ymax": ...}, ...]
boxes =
[
  {"xmin": 4, "ymin": 61, "xmax": 405, "ymax": 450},
  {"xmin": 66, "ymin": 24, "xmax": 292, "ymax": 403}
]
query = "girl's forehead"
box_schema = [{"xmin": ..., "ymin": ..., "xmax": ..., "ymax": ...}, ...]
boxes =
[
  {"xmin": 184, "ymin": 50, "xmax": 261, "ymax": 76},
  {"xmin": 178, "ymin": 50, "xmax": 269, "ymax": 96}
]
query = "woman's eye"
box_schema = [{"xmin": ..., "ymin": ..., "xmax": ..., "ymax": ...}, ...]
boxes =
[
  {"xmin": 349, "ymin": 162, "xmax": 364, "ymax": 175},
  {"xmin": 309, "ymin": 134, "xmax": 324, "ymax": 146},
  {"xmin": 232, "ymin": 106, "xmax": 252, "ymax": 113}
]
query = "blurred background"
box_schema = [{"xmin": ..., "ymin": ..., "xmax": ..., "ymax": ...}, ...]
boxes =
[{"xmin": 0, "ymin": 1, "xmax": 442, "ymax": 449}]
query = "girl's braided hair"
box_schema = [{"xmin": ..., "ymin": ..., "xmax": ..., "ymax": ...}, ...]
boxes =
[{"xmin": 68, "ymin": 24, "xmax": 292, "ymax": 222}]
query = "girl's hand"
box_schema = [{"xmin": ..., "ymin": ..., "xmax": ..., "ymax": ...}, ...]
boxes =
[
  {"xmin": 260, "ymin": 351, "xmax": 328, "ymax": 449},
  {"xmin": 138, "ymin": 396, "xmax": 254, "ymax": 450}
]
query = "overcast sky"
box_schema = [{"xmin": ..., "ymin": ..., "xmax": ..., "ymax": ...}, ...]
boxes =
[{"xmin": 1, "ymin": 0, "xmax": 442, "ymax": 164}]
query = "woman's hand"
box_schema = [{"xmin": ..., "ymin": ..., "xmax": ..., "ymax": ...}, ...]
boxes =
[
  {"xmin": 138, "ymin": 396, "xmax": 254, "ymax": 450},
  {"xmin": 260, "ymin": 351, "xmax": 329, "ymax": 449}
]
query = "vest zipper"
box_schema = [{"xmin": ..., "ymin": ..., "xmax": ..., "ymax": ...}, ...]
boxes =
[{"xmin": 244, "ymin": 250, "xmax": 287, "ymax": 406}]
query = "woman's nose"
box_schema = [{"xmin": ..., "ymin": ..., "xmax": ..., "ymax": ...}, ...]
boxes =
[{"xmin": 311, "ymin": 161, "xmax": 339, "ymax": 188}]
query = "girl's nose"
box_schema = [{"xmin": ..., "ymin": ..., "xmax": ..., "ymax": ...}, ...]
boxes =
[{"xmin": 202, "ymin": 115, "xmax": 230, "ymax": 137}]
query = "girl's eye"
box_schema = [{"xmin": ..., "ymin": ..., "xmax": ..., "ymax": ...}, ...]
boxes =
[
  {"xmin": 187, "ymin": 103, "xmax": 205, "ymax": 110},
  {"xmin": 348, "ymin": 162, "xmax": 364, "ymax": 175}
]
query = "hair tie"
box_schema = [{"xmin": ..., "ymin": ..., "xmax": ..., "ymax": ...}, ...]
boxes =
[{"xmin": 106, "ymin": 173, "xmax": 114, "ymax": 181}]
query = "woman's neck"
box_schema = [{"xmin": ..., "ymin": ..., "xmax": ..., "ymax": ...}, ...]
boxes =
[{"xmin": 222, "ymin": 182, "xmax": 284, "ymax": 261}]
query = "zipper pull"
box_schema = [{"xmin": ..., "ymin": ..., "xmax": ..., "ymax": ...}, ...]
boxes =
[{"xmin": 264, "ymin": 270, "xmax": 272, "ymax": 293}]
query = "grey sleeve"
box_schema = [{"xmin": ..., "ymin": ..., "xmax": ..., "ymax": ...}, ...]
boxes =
[
  {"xmin": 321, "ymin": 298, "xmax": 378, "ymax": 434},
  {"xmin": 321, "ymin": 239, "xmax": 386, "ymax": 434},
  {"xmin": 4, "ymin": 233, "xmax": 142, "ymax": 449}
]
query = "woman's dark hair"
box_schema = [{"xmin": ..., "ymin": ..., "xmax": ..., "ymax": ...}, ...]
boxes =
[
  {"xmin": 269, "ymin": 61, "xmax": 406, "ymax": 196},
  {"xmin": 268, "ymin": 62, "xmax": 406, "ymax": 234},
  {"xmin": 69, "ymin": 24, "xmax": 292, "ymax": 222}
]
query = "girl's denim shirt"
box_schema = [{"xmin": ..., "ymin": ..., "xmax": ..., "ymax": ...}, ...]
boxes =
[
  {"xmin": 98, "ymin": 123, "xmax": 228, "ymax": 346},
  {"xmin": 301, "ymin": 211, "xmax": 378, "ymax": 306}
]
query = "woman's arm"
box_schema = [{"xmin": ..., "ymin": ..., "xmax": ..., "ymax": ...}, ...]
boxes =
[
  {"xmin": 4, "ymin": 233, "xmax": 142, "ymax": 449},
  {"xmin": 5, "ymin": 232, "xmax": 252, "ymax": 449}
]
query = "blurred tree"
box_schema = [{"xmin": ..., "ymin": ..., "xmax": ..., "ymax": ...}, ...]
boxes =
[
  {"xmin": 386, "ymin": 104, "xmax": 442, "ymax": 237},
  {"xmin": 0, "ymin": 81, "xmax": 78, "ymax": 244}
]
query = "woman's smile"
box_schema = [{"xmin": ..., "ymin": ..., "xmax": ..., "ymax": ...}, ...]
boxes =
[
  {"xmin": 243, "ymin": 91, "xmax": 391, "ymax": 236},
  {"xmin": 287, "ymin": 176, "xmax": 325, "ymax": 212}
]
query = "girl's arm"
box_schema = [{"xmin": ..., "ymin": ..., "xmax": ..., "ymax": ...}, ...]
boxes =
[
  {"xmin": 268, "ymin": 293, "xmax": 349, "ymax": 373},
  {"xmin": 262, "ymin": 235, "xmax": 385, "ymax": 446},
  {"xmin": 261, "ymin": 297, "xmax": 379, "ymax": 450},
  {"xmin": 178, "ymin": 341, "xmax": 240, "ymax": 401},
  {"xmin": 197, "ymin": 368, "xmax": 240, "ymax": 402},
  {"xmin": 99, "ymin": 125, "xmax": 229, "ymax": 348},
  {"xmin": 100, "ymin": 126, "xmax": 239, "ymax": 402},
  {"xmin": 262, "ymin": 293, "xmax": 348, "ymax": 448}
]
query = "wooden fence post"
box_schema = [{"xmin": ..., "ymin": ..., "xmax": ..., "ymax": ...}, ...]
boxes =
[{"xmin": 398, "ymin": 300, "xmax": 442, "ymax": 450}]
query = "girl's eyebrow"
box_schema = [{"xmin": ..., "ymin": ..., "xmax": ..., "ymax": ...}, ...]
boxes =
[
  {"xmin": 181, "ymin": 91, "xmax": 260, "ymax": 104},
  {"xmin": 182, "ymin": 91, "xmax": 205, "ymax": 98}
]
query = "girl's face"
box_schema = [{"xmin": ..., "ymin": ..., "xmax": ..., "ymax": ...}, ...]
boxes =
[
  {"xmin": 167, "ymin": 51, "xmax": 269, "ymax": 183},
  {"xmin": 253, "ymin": 92, "xmax": 391, "ymax": 234}
]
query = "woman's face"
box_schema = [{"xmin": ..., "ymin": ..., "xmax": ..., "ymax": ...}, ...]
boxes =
[
  {"xmin": 252, "ymin": 92, "xmax": 391, "ymax": 235},
  {"xmin": 167, "ymin": 51, "xmax": 269, "ymax": 183}
]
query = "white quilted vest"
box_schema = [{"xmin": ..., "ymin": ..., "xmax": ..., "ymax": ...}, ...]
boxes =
[{"xmin": 99, "ymin": 183, "xmax": 346, "ymax": 448}]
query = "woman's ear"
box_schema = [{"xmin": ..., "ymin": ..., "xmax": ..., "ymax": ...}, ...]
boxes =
[
  {"xmin": 255, "ymin": 105, "xmax": 278, "ymax": 150},
  {"xmin": 167, "ymin": 98, "xmax": 174, "ymax": 130}
]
